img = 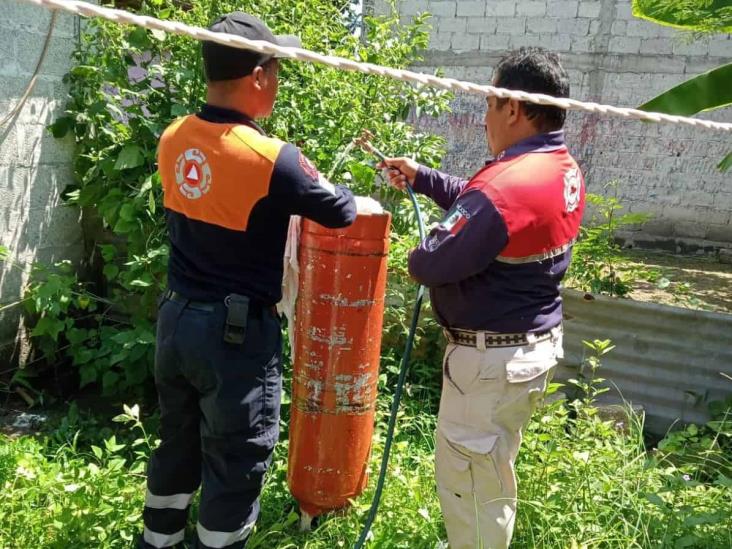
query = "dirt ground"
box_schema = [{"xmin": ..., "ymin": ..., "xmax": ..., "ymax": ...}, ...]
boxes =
[{"xmin": 617, "ymin": 250, "xmax": 732, "ymax": 314}]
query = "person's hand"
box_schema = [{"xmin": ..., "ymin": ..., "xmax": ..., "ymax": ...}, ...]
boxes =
[{"xmin": 377, "ymin": 157, "xmax": 420, "ymax": 191}]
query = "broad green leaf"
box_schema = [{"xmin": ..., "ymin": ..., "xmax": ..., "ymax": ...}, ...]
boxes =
[
  {"xmin": 73, "ymin": 349, "xmax": 96, "ymax": 366},
  {"xmin": 114, "ymin": 145, "xmax": 144, "ymax": 171},
  {"xmin": 79, "ymin": 363, "xmax": 97, "ymax": 387},
  {"xmin": 32, "ymin": 316, "xmax": 65, "ymax": 341},
  {"xmin": 102, "ymin": 371, "xmax": 120, "ymax": 393},
  {"xmin": 638, "ymin": 64, "xmax": 732, "ymax": 116},
  {"xmin": 645, "ymin": 492, "xmax": 666, "ymax": 507},
  {"xmin": 118, "ymin": 203, "xmax": 137, "ymax": 222},
  {"xmin": 127, "ymin": 27, "xmax": 151, "ymax": 49},
  {"xmin": 632, "ymin": 0, "xmax": 732, "ymax": 33},
  {"xmin": 103, "ymin": 264, "xmax": 119, "ymax": 281},
  {"xmin": 66, "ymin": 328, "xmax": 89, "ymax": 345}
]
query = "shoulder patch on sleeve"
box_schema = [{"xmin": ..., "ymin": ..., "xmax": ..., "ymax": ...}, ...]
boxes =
[
  {"xmin": 297, "ymin": 149, "xmax": 335, "ymax": 195},
  {"xmin": 441, "ymin": 202, "xmax": 471, "ymax": 235},
  {"xmin": 298, "ymin": 151, "xmax": 319, "ymax": 181}
]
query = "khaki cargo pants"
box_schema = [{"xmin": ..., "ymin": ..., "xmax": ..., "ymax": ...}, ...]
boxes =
[{"xmin": 435, "ymin": 328, "xmax": 562, "ymax": 549}]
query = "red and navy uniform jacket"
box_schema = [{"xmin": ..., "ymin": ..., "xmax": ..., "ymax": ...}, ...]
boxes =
[
  {"xmin": 158, "ymin": 104, "xmax": 356, "ymax": 305},
  {"xmin": 409, "ymin": 131, "xmax": 585, "ymax": 333}
]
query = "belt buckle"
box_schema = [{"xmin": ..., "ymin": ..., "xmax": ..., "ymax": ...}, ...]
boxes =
[{"xmin": 476, "ymin": 330, "xmax": 486, "ymax": 351}]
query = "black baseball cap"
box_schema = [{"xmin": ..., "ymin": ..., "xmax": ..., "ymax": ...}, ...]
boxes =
[{"xmin": 202, "ymin": 12, "xmax": 301, "ymax": 81}]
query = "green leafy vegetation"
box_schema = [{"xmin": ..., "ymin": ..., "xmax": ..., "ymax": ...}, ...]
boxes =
[
  {"xmin": 566, "ymin": 187, "xmax": 652, "ymax": 297},
  {"xmin": 2, "ymin": 341, "xmax": 731, "ymax": 548},
  {"xmin": 20, "ymin": 0, "xmax": 449, "ymax": 397}
]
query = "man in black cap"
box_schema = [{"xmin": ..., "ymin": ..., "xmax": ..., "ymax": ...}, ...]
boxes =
[{"xmin": 140, "ymin": 12, "xmax": 356, "ymax": 549}]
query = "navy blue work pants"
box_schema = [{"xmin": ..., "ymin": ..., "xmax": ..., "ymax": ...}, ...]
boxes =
[{"xmin": 141, "ymin": 294, "xmax": 282, "ymax": 549}]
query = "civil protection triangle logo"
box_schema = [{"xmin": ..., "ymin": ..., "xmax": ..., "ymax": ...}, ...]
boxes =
[{"xmin": 175, "ymin": 148, "xmax": 212, "ymax": 200}]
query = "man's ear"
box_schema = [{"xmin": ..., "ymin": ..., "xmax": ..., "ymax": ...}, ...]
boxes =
[
  {"xmin": 507, "ymin": 98, "xmax": 522, "ymax": 124},
  {"xmin": 251, "ymin": 66, "xmax": 265, "ymax": 91}
]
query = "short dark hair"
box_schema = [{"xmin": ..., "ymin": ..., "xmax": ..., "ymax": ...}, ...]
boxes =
[{"xmin": 493, "ymin": 47, "xmax": 570, "ymax": 132}]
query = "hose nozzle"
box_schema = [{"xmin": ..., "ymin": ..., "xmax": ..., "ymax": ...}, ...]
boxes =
[{"xmin": 354, "ymin": 130, "xmax": 387, "ymax": 162}]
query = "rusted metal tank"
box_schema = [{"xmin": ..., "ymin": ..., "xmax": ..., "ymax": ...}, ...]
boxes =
[{"xmin": 287, "ymin": 210, "xmax": 391, "ymax": 525}]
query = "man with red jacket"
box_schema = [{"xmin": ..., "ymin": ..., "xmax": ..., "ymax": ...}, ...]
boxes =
[{"xmin": 381, "ymin": 48, "xmax": 585, "ymax": 548}]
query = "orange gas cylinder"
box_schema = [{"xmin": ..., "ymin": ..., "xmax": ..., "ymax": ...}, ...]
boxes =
[{"xmin": 288, "ymin": 210, "xmax": 391, "ymax": 522}]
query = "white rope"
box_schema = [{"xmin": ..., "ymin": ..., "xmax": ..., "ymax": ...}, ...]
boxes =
[{"xmin": 18, "ymin": 0, "xmax": 732, "ymax": 133}]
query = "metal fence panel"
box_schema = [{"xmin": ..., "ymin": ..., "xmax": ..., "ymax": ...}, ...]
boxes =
[{"xmin": 558, "ymin": 290, "xmax": 732, "ymax": 435}]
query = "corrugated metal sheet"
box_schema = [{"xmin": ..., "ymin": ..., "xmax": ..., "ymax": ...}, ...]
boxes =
[{"xmin": 558, "ymin": 290, "xmax": 732, "ymax": 435}]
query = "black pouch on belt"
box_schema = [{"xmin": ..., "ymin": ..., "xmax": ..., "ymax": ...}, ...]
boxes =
[{"xmin": 224, "ymin": 294, "xmax": 249, "ymax": 344}]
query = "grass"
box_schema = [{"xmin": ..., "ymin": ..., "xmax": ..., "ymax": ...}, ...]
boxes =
[{"xmin": 1, "ymin": 381, "xmax": 731, "ymax": 548}]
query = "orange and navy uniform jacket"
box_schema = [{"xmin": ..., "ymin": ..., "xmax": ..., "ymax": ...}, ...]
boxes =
[
  {"xmin": 158, "ymin": 104, "xmax": 356, "ymax": 305},
  {"xmin": 408, "ymin": 131, "xmax": 585, "ymax": 333}
]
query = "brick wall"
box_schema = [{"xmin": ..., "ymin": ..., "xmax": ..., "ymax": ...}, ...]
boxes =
[
  {"xmin": 370, "ymin": 0, "xmax": 732, "ymax": 252},
  {"xmin": 0, "ymin": 2, "xmax": 84, "ymax": 363}
]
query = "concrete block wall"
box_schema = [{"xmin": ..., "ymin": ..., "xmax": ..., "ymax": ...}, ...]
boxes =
[
  {"xmin": 370, "ymin": 0, "xmax": 732, "ymax": 251},
  {"xmin": 0, "ymin": 1, "xmax": 83, "ymax": 363}
]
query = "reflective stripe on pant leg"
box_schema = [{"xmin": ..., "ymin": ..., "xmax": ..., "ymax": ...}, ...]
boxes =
[
  {"xmin": 145, "ymin": 489, "xmax": 195, "ymax": 510},
  {"xmin": 143, "ymin": 526, "xmax": 185, "ymax": 548},
  {"xmin": 196, "ymin": 521, "xmax": 256, "ymax": 548}
]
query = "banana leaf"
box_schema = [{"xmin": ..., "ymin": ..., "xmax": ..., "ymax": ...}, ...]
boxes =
[
  {"xmin": 638, "ymin": 63, "xmax": 732, "ymax": 171},
  {"xmin": 638, "ymin": 63, "xmax": 732, "ymax": 115}
]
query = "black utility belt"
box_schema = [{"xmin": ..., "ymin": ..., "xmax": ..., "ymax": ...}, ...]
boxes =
[
  {"xmin": 163, "ymin": 290, "xmax": 277, "ymax": 345},
  {"xmin": 444, "ymin": 327, "xmax": 552, "ymax": 348}
]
